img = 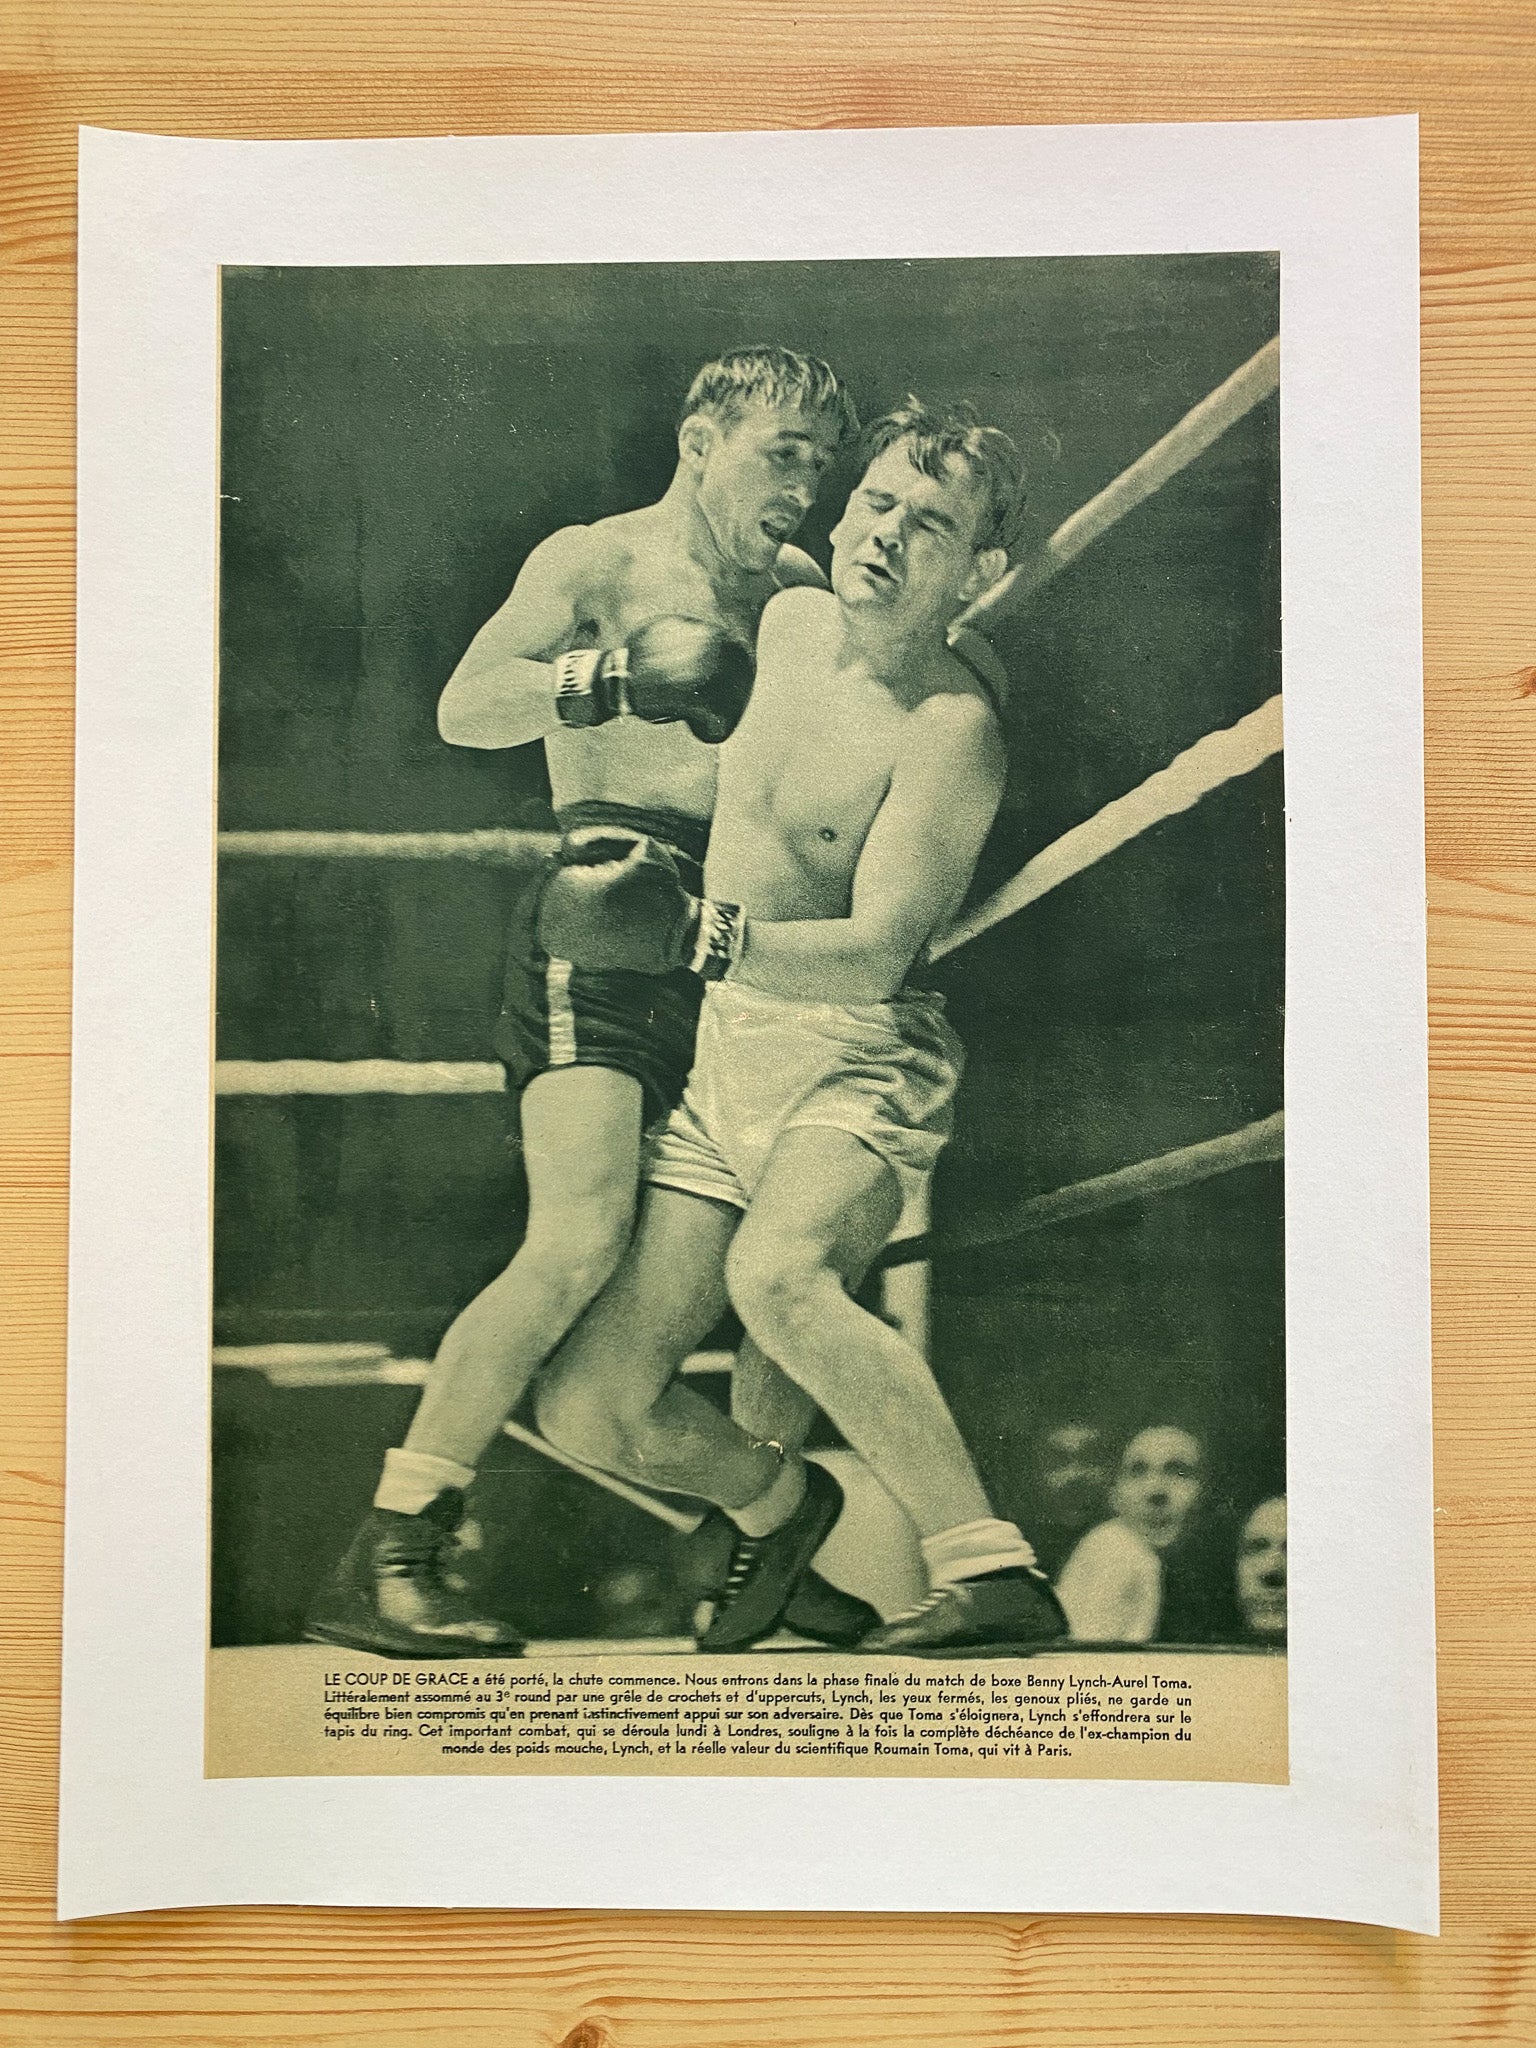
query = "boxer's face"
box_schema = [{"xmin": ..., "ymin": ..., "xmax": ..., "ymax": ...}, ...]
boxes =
[
  {"xmin": 1236, "ymin": 1496, "xmax": 1287, "ymax": 1637},
  {"xmin": 829, "ymin": 441, "xmax": 999, "ymax": 634},
  {"xmin": 690, "ymin": 403, "xmax": 841, "ymax": 574},
  {"xmin": 1110, "ymin": 1426, "xmax": 1203, "ymax": 1553}
]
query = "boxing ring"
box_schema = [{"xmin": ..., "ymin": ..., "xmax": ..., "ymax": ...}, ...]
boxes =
[{"xmin": 213, "ymin": 335, "xmax": 1282, "ymax": 1546}]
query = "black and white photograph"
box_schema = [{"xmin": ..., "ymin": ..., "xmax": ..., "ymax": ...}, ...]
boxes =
[{"xmin": 207, "ymin": 250, "xmax": 1286, "ymax": 1778}]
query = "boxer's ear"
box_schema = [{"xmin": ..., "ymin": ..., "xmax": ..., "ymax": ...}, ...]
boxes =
[
  {"xmin": 677, "ymin": 413, "xmax": 715, "ymax": 471},
  {"xmin": 959, "ymin": 546, "xmax": 1008, "ymax": 604}
]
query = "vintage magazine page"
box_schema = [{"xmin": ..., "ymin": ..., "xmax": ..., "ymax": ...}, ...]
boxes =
[{"xmin": 63, "ymin": 118, "xmax": 1433, "ymax": 1925}]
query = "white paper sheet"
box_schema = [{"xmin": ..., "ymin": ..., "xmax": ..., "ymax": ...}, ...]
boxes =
[{"xmin": 63, "ymin": 116, "xmax": 1433, "ymax": 1927}]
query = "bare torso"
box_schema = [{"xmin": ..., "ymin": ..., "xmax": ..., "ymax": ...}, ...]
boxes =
[
  {"xmin": 546, "ymin": 505, "xmax": 792, "ymax": 819},
  {"xmin": 707, "ymin": 587, "xmax": 988, "ymax": 928}
]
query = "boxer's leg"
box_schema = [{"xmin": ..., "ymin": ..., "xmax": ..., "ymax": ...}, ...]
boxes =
[
  {"xmin": 723, "ymin": 1125, "xmax": 992, "ymax": 1539},
  {"xmin": 729, "ymin": 1336, "xmax": 820, "ymax": 1453},
  {"xmin": 533, "ymin": 1184, "xmax": 785, "ymax": 1510},
  {"xmin": 304, "ymin": 1065, "xmax": 644, "ymax": 1657},
  {"xmin": 721, "ymin": 1126, "xmax": 1063, "ymax": 1652},
  {"xmin": 399, "ymin": 1065, "xmax": 642, "ymax": 1479},
  {"xmin": 727, "ymin": 1332, "xmax": 881, "ymax": 1648},
  {"xmin": 535, "ymin": 1184, "xmax": 853, "ymax": 1651}
]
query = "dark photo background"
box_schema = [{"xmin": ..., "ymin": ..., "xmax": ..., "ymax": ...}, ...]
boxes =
[{"xmin": 213, "ymin": 255, "xmax": 1282, "ymax": 1646}]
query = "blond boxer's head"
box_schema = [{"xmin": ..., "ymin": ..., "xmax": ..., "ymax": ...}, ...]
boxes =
[{"xmin": 676, "ymin": 347, "xmax": 857, "ymax": 575}]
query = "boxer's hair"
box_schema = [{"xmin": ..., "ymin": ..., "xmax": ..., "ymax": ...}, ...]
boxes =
[
  {"xmin": 680, "ymin": 347, "xmax": 859, "ymax": 445},
  {"xmin": 864, "ymin": 397, "xmax": 1029, "ymax": 557}
]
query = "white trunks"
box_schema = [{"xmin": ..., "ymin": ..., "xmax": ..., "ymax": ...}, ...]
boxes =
[{"xmin": 643, "ymin": 978, "xmax": 963, "ymax": 1232}]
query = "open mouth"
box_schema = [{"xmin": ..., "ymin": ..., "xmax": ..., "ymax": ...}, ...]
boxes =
[
  {"xmin": 855, "ymin": 557, "xmax": 897, "ymax": 587},
  {"xmin": 760, "ymin": 513, "xmax": 798, "ymax": 544}
]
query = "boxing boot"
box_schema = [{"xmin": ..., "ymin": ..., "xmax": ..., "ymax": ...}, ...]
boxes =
[
  {"xmin": 781, "ymin": 1569, "xmax": 881, "ymax": 1648},
  {"xmin": 303, "ymin": 1488, "xmax": 525, "ymax": 1658},
  {"xmin": 696, "ymin": 1462, "xmax": 845, "ymax": 1653},
  {"xmin": 861, "ymin": 1566, "xmax": 1068, "ymax": 1657}
]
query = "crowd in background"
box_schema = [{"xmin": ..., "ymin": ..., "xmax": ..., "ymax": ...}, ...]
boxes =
[
  {"xmin": 580, "ymin": 1409, "xmax": 1288, "ymax": 1650},
  {"xmin": 1021, "ymin": 1416, "xmax": 1285, "ymax": 1646}
]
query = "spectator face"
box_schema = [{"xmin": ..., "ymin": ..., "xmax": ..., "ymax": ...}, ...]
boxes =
[
  {"xmin": 1038, "ymin": 1423, "xmax": 1111, "ymax": 1531},
  {"xmin": 1236, "ymin": 1496, "xmax": 1287, "ymax": 1638},
  {"xmin": 1110, "ymin": 1426, "xmax": 1203, "ymax": 1553}
]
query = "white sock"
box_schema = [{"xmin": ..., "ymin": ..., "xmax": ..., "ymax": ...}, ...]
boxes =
[
  {"xmin": 922, "ymin": 1518, "xmax": 1037, "ymax": 1589},
  {"xmin": 374, "ymin": 1446, "xmax": 477, "ymax": 1517},
  {"xmin": 730, "ymin": 1453, "xmax": 808, "ymax": 1538}
]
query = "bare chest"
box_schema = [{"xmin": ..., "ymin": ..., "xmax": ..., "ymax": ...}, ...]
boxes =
[
  {"xmin": 721, "ymin": 688, "xmax": 904, "ymax": 885},
  {"xmin": 546, "ymin": 551, "xmax": 771, "ymax": 815},
  {"xmin": 582, "ymin": 558, "xmax": 770, "ymax": 651}
]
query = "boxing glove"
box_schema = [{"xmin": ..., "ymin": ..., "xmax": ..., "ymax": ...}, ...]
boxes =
[
  {"xmin": 536, "ymin": 829, "xmax": 746, "ymax": 979},
  {"xmin": 552, "ymin": 616, "xmax": 754, "ymax": 744}
]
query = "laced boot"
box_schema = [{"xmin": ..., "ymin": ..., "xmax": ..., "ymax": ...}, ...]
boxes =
[
  {"xmin": 861, "ymin": 1566, "xmax": 1068, "ymax": 1656},
  {"xmin": 696, "ymin": 1463, "xmax": 844, "ymax": 1652},
  {"xmin": 304, "ymin": 1489, "xmax": 525, "ymax": 1657}
]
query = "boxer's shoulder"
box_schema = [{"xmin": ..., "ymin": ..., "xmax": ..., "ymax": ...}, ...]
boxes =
[
  {"xmin": 924, "ymin": 638, "xmax": 1007, "ymax": 729},
  {"xmin": 912, "ymin": 680, "xmax": 1002, "ymax": 742},
  {"xmin": 771, "ymin": 543, "xmax": 829, "ymax": 593},
  {"xmin": 759, "ymin": 581, "xmax": 836, "ymax": 646},
  {"xmin": 904, "ymin": 674, "xmax": 1007, "ymax": 786},
  {"xmin": 516, "ymin": 518, "xmax": 619, "ymax": 603}
]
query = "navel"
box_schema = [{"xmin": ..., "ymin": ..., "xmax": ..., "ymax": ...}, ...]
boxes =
[{"xmin": 818, "ymin": 826, "xmax": 838, "ymax": 843}]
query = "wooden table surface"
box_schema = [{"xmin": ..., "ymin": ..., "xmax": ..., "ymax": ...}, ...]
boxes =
[{"xmin": 3, "ymin": 4, "xmax": 1533, "ymax": 2041}]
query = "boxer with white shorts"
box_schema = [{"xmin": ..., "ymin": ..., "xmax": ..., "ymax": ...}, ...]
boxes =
[
  {"xmin": 648, "ymin": 977, "xmax": 961, "ymax": 1239},
  {"xmin": 532, "ymin": 398, "xmax": 1069, "ymax": 1655}
]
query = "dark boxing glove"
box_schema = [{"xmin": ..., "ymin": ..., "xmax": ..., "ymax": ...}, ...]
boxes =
[
  {"xmin": 535, "ymin": 829, "xmax": 746, "ymax": 979},
  {"xmin": 552, "ymin": 616, "xmax": 754, "ymax": 744}
]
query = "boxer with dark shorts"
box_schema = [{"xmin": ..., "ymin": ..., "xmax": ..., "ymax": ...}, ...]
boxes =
[
  {"xmin": 494, "ymin": 802, "xmax": 709, "ymax": 1130},
  {"xmin": 305, "ymin": 349, "xmax": 857, "ymax": 1658}
]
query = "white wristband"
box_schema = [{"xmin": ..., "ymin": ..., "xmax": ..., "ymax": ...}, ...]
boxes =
[
  {"xmin": 689, "ymin": 898, "xmax": 746, "ymax": 981},
  {"xmin": 552, "ymin": 646, "xmax": 631, "ymax": 726},
  {"xmin": 601, "ymin": 644, "xmax": 633, "ymax": 715},
  {"xmin": 552, "ymin": 648, "xmax": 603, "ymax": 722}
]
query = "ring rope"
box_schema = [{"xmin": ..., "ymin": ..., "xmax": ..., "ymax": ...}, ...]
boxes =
[
  {"xmin": 499, "ymin": 1417, "xmax": 706, "ymax": 1533},
  {"xmin": 215, "ymin": 1058, "xmax": 505, "ymax": 1096},
  {"xmin": 218, "ymin": 828, "xmax": 557, "ymax": 865},
  {"xmin": 955, "ymin": 335, "xmax": 1280, "ymax": 632},
  {"xmin": 212, "ymin": 689, "xmax": 1280, "ymax": 1101},
  {"xmin": 930, "ymin": 692, "xmax": 1281, "ymax": 959},
  {"xmin": 875, "ymin": 1110, "xmax": 1283, "ymax": 1270}
]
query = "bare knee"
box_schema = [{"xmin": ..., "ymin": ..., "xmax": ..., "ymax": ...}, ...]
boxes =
[
  {"xmin": 727, "ymin": 1235, "xmax": 836, "ymax": 1359},
  {"xmin": 516, "ymin": 1196, "xmax": 633, "ymax": 1319},
  {"xmin": 534, "ymin": 1361, "xmax": 632, "ymax": 1471}
]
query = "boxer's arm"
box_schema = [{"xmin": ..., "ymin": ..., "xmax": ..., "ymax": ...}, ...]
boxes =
[
  {"xmin": 437, "ymin": 526, "xmax": 595, "ymax": 749},
  {"xmin": 734, "ymin": 701, "xmax": 1006, "ymax": 1003}
]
